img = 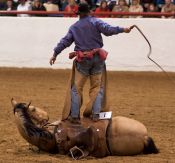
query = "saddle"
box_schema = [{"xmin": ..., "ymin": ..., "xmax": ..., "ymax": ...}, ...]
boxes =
[
  {"xmin": 54, "ymin": 118, "xmax": 110, "ymax": 159},
  {"xmin": 54, "ymin": 121, "xmax": 97, "ymax": 155}
]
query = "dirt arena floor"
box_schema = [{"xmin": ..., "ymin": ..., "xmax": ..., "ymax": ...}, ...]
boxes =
[{"xmin": 0, "ymin": 67, "xmax": 175, "ymax": 163}]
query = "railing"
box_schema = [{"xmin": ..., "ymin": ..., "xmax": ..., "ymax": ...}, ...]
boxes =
[{"xmin": 0, "ymin": 10, "xmax": 174, "ymax": 17}]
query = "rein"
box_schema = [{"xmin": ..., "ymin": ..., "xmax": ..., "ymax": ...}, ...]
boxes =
[{"xmin": 131, "ymin": 25, "xmax": 175, "ymax": 85}]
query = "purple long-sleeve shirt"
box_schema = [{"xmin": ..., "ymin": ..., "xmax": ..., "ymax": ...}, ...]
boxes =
[{"xmin": 54, "ymin": 16, "xmax": 124, "ymax": 56}]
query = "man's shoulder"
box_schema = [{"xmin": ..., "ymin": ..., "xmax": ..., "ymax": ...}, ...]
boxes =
[
  {"xmin": 69, "ymin": 16, "xmax": 102, "ymax": 29},
  {"xmin": 79, "ymin": 16, "xmax": 100, "ymax": 23},
  {"xmin": 89, "ymin": 16, "xmax": 99, "ymax": 22},
  {"xmin": 70, "ymin": 18, "xmax": 83, "ymax": 28},
  {"xmin": 88, "ymin": 16, "xmax": 104, "ymax": 26},
  {"xmin": 69, "ymin": 21, "xmax": 78, "ymax": 30}
]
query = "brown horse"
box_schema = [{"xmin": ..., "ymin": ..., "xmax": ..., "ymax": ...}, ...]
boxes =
[{"xmin": 11, "ymin": 99, "xmax": 159, "ymax": 159}]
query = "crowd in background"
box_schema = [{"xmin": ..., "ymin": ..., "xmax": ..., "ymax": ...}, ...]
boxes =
[{"xmin": 0, "ymin": 0, "xmax": 174, "ymax": 18}]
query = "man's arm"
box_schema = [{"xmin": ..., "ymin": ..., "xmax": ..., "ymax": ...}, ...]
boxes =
[
  {"xmin": 50, "ymin": 30, "xmax": 74, "ymax": 65},
  {"xmin": 94, "ymin": 18, "xmax": 132, "ymax": 36}
]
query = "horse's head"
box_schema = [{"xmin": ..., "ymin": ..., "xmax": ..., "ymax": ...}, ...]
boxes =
[
  {"xmin": 11, "ymin": 98, "xmax": 31, "ymax": 113},
  {"xmin": 27, "ymin": 105, "xmax": 49, "ymax": 126},
  {"xmin": 11, "ymin": 98, "xmax": 49, "ymax": 126}
]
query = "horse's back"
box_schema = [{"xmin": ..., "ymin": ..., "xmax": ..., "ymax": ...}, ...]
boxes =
[{"xmin": 107, "ymin": 116, "xmax": 148, "ymax": 155}]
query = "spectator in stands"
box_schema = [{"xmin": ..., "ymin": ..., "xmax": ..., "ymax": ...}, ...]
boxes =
[
  {"xmin": 1, "ymin": 0, "xmax": 19, "ymax": 10},
  {"xmin": 43, "ymin": 0, "xmax": 59, "ymax": 16},
  {"xmin": 95, "ymin": 0, "xmax": 109, "ymax": 17},
  {"xmin": 17, "ymin": 0, "xmax": 32, "ymax": 17},
  {"xmin": 140, "ymin": 0, "xmax": 155, "ymax": 11},
  {"xmin": 112, "ymin": 0, "xmax": 129, "ymax": 18},
  {"xmin": 4, "ymin": 0, "xmax": 17, "ymax": 10},
  {"xmin": 44, "ymin": 0, "xmax": 59, "ymax": 11},
  {"xmin": 32, "ymin": 0, "xmax": 46, "ymax": 16},
  {"xmin": 108, "ymin": 0, "xmax": 116, "ymax": 11},
  {"xmin": 64, "ymin": 0, "xmax": 78, "ymax": 16},
  {"xmin": 145, "ymin": 3, "xmax": 159, "ymax": 17},
  {"xmin": 0, "ymin": 0, "xmax": 17, "ymax": 16},
  {"xmin": 52, "ymin": 0, "xmax": 62, "ymax": 10},
  {"xmin": 147, "ymin": 3, "xmax": 158, "ymax": 12},
  {"xmin": 12, "ymin": 0, "xmax": 19, "ymax": 9},
  {"xmin": 154, "ymin": 0, "xmax": 165, "ymax": 11},
  {"xmin": 129, "ymin": 0, "xmax": 143, "ymax": 18},
  {"xmin": 59, "ymin": 0, "xmax": 68, "ymax": 11},
  {"xmin": 0, "ymin": 0, "xmax": 6, "ymax": 10},
  {"xmin": 161, "ymin": 0, "xmax": 175, "ymax": 18}
]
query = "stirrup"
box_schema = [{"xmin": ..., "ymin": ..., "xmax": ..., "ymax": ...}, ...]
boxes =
[{"xmin": 69, "ymin": 146, "xmax": 88, "ymax": 160}]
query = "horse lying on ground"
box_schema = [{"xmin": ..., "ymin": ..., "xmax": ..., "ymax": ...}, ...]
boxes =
[{"xmin": 11, "ymin": 99, "xmax": 159, "ymax": 159}]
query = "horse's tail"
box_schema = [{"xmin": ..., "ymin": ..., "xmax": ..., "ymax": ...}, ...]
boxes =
[{"xmin": 143, "ymin": 137, "xmax": 159, "ymax": 154}]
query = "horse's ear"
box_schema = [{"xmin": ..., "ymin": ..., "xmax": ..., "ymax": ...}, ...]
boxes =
[
  {"xmin": 11, "ymin": 98, "xmax": 17, "ymax": 107},
  {"xmin": 27, "ymin": 101, "xmax": 32, "ymax": 108}
]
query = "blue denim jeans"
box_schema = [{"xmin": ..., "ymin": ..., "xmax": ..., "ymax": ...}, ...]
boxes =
[
  {"xmin": 70, "ymin": 54, "xmax": 105, "ymax": 118},
  {"xmin": 75, "ymin": 53, "xmax": 105, "ymax": 76},
  {"xmin": 71, "ymin": 85, "xmax": 80, "ymax": 118},
  {"xmin": 92, "ymin": 87, "xmax": 104, "ymax": 115},
  {"xmin": 71, "ymin": 85, "xmax": 104, "ymax": 118}
]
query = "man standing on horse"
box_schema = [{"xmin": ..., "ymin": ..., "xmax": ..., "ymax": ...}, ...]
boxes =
[{"xmin": 50, "ymin": 2, "xmax": 132, "ymax": 124}]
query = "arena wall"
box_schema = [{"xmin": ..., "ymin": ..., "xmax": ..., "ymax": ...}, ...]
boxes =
[{"xmin": 0, "ymin": 17, "xmax": 174, "ymax": 71}]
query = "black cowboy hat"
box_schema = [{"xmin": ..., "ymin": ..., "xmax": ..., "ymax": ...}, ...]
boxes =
[{"xmin": 76, "ymin": 2, "xmax": 90, "ymax": 15}]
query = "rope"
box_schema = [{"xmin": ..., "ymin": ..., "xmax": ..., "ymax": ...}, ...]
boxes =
[{"xmin": 130, "ymin": 25, "xmax": 175, "ymax": 85}]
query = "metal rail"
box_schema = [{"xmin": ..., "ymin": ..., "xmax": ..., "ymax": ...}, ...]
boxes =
[{"xmin": 0, "ymin": 10, "xmax": 174, "ymax": 17}]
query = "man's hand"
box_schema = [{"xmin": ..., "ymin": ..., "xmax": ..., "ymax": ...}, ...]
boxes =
[
  {"xmin": 123, "ymin": 28, "xmax": 131, "ymax": 33},
  {"xmin": 49, "ymin": 55, "xmax": 57, "ymax": 66},
  {"xmin": 123, "ymin": 26, "xmax": 135, "ymax": 33}
]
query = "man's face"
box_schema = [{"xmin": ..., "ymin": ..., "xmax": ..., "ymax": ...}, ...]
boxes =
[
  {"xmin": 7, "ymin": 0, "xmax": 13, "ymax": 7},
  {"xmin": 132, "ymin": 0, "xmax": 138, "ymax": 5}
]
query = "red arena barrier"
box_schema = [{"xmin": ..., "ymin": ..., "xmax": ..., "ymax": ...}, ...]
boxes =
[{"xmin": 0, "ymin": 10, "xmax": 174, "ymax": 17}]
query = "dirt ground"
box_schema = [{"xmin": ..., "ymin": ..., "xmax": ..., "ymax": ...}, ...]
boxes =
[{"xmin": 0, "ymin": 67, "xmax": 175, "ymax": 163}]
